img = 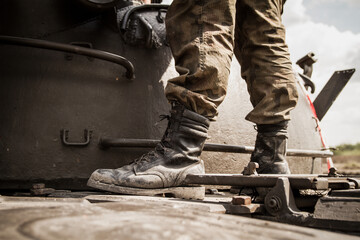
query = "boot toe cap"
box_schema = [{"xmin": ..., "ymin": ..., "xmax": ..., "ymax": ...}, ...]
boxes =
[{"xmin": 89, "ymin": 169, "xmax": 116, "ymax": 184}]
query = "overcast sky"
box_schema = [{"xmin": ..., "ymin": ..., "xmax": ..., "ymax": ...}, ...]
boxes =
[
  {"xmin": 282, "ymin": 0, "xmax": 360, "ymax": 146},
  {"xmin": 162, "ymin": 0, "xmax": 359, "ymax": 146}
]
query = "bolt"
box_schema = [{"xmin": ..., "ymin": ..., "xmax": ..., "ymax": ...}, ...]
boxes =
[
  {"xmin": 328, "ymin": 167, "xmax": 338, "ymax": 177},
  {"xmin": 232, "ymin": 196, "xmax": 251, "ymax": 205},
  {"xmin": 30, "ymin": 183, "xmax": 55, "ymax": 196},
  {"xmin": 32, "ymin": 183, "xmax": 45, "ymax": 189},
  {"xmin": 243, "ymin": 162, "xmax": 259, "ymax": 175},
  {"xmin": 267, "ymin": 196, "xmax": 282, "ymax": 212},
  {"xmin": 268, "ymin": 198, "xmax": 278, "ymax": 208}
]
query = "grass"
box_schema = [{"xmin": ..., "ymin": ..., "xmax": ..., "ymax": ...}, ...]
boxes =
[
  {"xmin": 334, "ymin": 149, "xmax": 360, "ymax": 156},
  {"xmin": 331, "ymin": 143, "xmax": 360, "ymax": 173},
  {"xmin": 333, "ymin": 142, "xmax": 360, "ymax": 156}
]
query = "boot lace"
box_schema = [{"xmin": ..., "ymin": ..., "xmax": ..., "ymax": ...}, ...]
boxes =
[{"xmin": 133, "ymin": 114, "xmax": 172, "ymax": 164}]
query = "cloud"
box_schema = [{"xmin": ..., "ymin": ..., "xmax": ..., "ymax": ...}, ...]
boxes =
[
  {"xmin": 282, "ymin": 0, "xmax": 309, "ymax": 27},
  {"xmin": 285, "ymin": 21, "xmax": 360, "ymax": 86},
  {"xmin": 283, "ymin": 0, "xmax": 360, "ymax": 145},
  {"xmin": 320, "ymin": 82, "xmax": 360, "ymax": 145},
  {"xmin": 344, "ymin": 0, "xmax": 360, "ymax": 7},
  {"xmin": 310, "ymin": 0, "xmax": 360, "ymax": 7}
]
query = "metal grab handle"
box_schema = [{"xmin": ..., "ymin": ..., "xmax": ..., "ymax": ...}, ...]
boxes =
[
  {"xmin": 99, "ymin": 138, "xmax": 334, "ymax": 158},
  {"xmin": 60, "ymin": 129, "xmax": 92, "ymax": 146},
  {"xmin": 65, "ymin": 42, "xmax": 94, "ymax": 61},
  {"xmin": 0, "ymin": 35, "xmax": 135, "ymax": 79}
]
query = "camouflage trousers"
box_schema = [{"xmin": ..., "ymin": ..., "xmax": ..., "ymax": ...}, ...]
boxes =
[{"xmin": 165, "ymin": 0, "xmax": 298, "ymax": 124}]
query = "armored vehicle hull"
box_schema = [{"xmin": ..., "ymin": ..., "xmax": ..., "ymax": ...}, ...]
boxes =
[{"xmin": 0, "ymin": 0, "xmax": 326, "ymax": 190}]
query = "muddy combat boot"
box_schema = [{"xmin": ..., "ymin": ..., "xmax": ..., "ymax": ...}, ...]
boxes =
[
  {"xmin": 88, "ymin": 102, "xmax": 210, "ymax": 199},
  {"xmin": 250, "ymin": 121, "xmax": 291, "ymax": 174}
]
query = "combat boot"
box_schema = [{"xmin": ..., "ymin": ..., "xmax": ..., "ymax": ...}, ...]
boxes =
[
  {"xmin": 87, "ymin": 102, "xmax": 210, "ymax": 199},
  {"xmin": 250, "ymin": 121, "xmax": 291, "ymax": 174}
]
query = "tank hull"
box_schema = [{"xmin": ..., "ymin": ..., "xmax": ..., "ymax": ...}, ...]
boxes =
[{"xmin": 0, "ymin": 0, "xmax": 323, "ymax": 190}]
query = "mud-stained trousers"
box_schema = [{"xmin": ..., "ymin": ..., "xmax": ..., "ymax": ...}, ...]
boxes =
[{"xmin": 165, "ymin": 0, "xmax": 298, "ymax": 124}]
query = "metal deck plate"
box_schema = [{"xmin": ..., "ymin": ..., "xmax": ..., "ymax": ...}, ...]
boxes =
[{"xmin": 0, "ymin": 194, "xmax": 358, "ymax": 240}]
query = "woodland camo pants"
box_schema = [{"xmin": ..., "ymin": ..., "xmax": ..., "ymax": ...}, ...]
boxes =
[{"xmin": 165, "ymin": 0, "xmax": 298, "ymax": 124}]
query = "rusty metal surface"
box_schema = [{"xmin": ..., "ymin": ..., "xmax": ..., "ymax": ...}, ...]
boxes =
[
  {"xmin": 231, "ymin": 196, "xmax": 251, "ymax": 205},
  {"xmin": 0, "ymin": 195, "xmax": 357, "ymax": 240}
]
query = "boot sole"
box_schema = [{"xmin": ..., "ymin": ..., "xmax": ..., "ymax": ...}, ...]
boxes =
[{"xmin": 87, "ymin": 178, "xmax": 205, "ymax": 200}]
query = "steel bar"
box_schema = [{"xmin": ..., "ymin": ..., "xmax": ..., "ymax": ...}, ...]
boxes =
[
  {"xmin": 0, "ymin": 35, "xmax": 135, "ymax": 79},
  {"xmin": 184, "ymin": 174, "xmax": 330, "ymax": 190},
  {"xmin": 99, "ymin": 138, "xmax": 333, "ymax": 158}
]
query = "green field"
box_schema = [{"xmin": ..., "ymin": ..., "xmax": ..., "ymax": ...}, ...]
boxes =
[
  {"xmin": 333, "ymin": 142, "xmax": 360, "ymax": 156},
  {"xmin": 331, "ymin": 143, "xmax": 360, "ymax": 174}
]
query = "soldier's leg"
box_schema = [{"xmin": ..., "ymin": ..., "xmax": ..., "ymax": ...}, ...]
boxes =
[
  {"xmin": 234, "ymin": 0, "xmax": 298, "ymax": 173},
  {"xmin": 165, "ymin": 0, "xmax": 236, "ymax": 119},
  {"xmin": 88, "ymin": 0, "xmax": 236, "ymax": 198}
]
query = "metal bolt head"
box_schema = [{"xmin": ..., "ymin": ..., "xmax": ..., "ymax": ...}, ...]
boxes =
[
  {"xmin": 268, "ymin": 198, "xmax": 278, "ymax": 208},
  {"xmin": 243, "ymin": 162, "xmax": 259, "ymax": 176},
  {"xmin": 32, "ymin": 183, "xmax": 45, "ymax": 189},
  {"xmin": 266, "ymin": 196, "xmax": 282, "ymax": 212},
  {"xmin": 232, "ymin": 196, "xmax": 251, "ymax": 205},
  {"xmin": 30, "ymin": 183, "xmax": 55, "ymax": 196}
]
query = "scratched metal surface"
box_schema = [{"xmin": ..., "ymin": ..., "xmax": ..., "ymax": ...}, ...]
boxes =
[{"xmin": 0, "ymin": 194, "xmax": 356, "ymax": 240}]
